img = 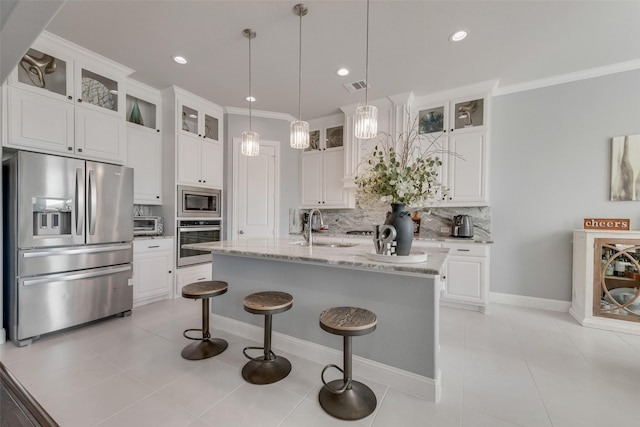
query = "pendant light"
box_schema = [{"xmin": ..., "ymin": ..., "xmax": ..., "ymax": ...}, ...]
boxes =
[
  {"xmin": 354, "ymin": 0, "xmax": 377, "ymax": 140},
  {"xmin": 290, "ymin": 3, "xmax": 309, "ymax": 149},
  {"xmin": 242, "ymin": 28, "xmax": 259, "ymax": 156}
]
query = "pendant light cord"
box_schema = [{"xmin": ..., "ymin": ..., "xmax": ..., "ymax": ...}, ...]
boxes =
[
  {"xmin": 298, "ymin": 10, "xmax": 303, "ymax": 121},
  {"xmin": 248, "ymin": 33, "xmax": 253, "ymax": 130},
  {"xmin": 364, "ymin": 0, "xmax": 370, "ymax": 106}
]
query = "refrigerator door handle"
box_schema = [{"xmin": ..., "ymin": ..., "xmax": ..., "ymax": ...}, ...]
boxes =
[
  {"xmin": 88, "ymin": 169, "xmax": 97, "ymax": 235},
  {"xmin": 76, "ymin": 168, "xmax": 85, "ymax": 236},
  {"xmin": 22, "ymin": 244, "xmax": 132, "ymax": 258},
  {"xmin": 23, "ymin": 265, "xmax": 132, "ymax": 286}
]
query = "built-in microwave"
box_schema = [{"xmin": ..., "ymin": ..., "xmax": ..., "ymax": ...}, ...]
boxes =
[{"xmin": 177, "ymin": 185, "xmax": 221, "ymax": 218}]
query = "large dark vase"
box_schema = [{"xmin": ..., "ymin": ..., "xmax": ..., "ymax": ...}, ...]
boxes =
[{"xmin": 384, "ymin": 203, "xmax": 414, "ymax": 256}]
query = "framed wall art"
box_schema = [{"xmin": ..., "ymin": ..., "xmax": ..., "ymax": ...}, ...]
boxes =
[{"xmin": 610, "ymin": 134, "xmax": 640, "ymax": 201}]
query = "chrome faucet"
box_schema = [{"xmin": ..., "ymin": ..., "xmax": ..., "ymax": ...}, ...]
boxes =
[{"xmin": 304, "ymin": 208, "xmax": 324, "ymax": 246}]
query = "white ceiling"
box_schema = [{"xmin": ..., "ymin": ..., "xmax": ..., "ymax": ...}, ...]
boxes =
[{"xmin": 44, "ymin": 0, "xmax": 640, "ymax": 120}]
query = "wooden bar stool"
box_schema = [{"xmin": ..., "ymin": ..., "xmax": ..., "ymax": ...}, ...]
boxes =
[
  {"xmin": 181, "ymin": 280, "xmax": 228, "ymax": 360},
  {"xmin": 242, "ymin": 291, "xmax": 293, "ymax": 384},
  {"xmin": 319, "ymin": 306, "xmax": 377, "ymax": 421}
]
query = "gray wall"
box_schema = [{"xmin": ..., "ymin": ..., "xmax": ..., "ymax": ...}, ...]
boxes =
[
  {"xmin": 224, "ymin": 113, "xmax": 300, "ymax": 239},
  {"xmin": 491, "ymin": 69, "xmax": 640, "ymax": 301}
]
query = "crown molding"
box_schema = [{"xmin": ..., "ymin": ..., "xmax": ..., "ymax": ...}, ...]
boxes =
[
  {"xmin": 494, "ymin": 59, "xmax": 640, "ymax": 97},
  {"xmin": 224, "ymin": 106, "xmax": 296, "ymax": 122}
]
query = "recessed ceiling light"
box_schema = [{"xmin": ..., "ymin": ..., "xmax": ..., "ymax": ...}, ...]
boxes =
[
  {"xmin": 336, "ymin": 68, "xmax": 350, "ymax": 77},
  {"xmin": 173, "ymin": 56, "xmax": 188, "ymax": 64},
  {"xmin": 188, "ymin": 114, "xmax": 197, "ymax": 119},
  {"xmin": 246, "ymin": 96, "xmax": 256, "ymax": 102},
  {"xmin": 449, "ymin": 30, "xmax": 468, "ymax": 42}
]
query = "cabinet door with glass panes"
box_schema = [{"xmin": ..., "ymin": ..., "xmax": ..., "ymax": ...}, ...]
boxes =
[
  {"xmin": 596, "ymin": 238, "xmax": 640, "ymax": 322},
  {"xmin": 178, "ymin": 99, "xmax": 220, "ymax": 142},
  {"xmin": 126, "ymin": 81, "xmax": 163, "ymax": 204},
  {"xmin": 6, "ymin": 34, "xmax": 128, "ymax": 162},
  {"xmin": 300, "ymin": 117, "xmax": 348, "ymax": 208},
  {"xmin": 416, "ymin": 95, "xmax": 489, "ymax": 206}
]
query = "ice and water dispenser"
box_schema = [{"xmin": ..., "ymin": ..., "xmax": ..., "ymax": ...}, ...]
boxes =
[{"xmin": 32, "ymin": 197, "xmax": 72, "ymax": 236}]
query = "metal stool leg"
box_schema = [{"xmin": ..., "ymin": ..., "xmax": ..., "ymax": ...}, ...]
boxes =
[
  {"xmin": 242, "ymin": 314, "xmax": 291, "ymax": 384},
  {"xmin": 181, "ymin": 298, "xmax": 228, "ymax": 361},
  {"xmin": 319, "ymin": 335, "xmax": 377, "ymax": 420}
]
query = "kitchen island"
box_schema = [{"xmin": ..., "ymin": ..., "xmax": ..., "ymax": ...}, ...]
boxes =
[{"xmin": 184, "ymin": 238, "xmax": 448, "ymax": 401}]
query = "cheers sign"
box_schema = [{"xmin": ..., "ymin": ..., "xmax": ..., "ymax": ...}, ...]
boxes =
[{"xmin": 583, "ymin": 218, "xmax": 630, "ymax": 230}]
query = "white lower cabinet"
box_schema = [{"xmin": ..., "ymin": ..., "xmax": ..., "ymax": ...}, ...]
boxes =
[
  {"xmin": 175, "ymin": 263, "xmax": 211, "ymax": 297},
  {"xmin": 414, "ymin": 240, "xmax": 490, "ymax": 312},
  {"xmin": 441, "ymin": 242, "xmax": 490, "ymax": 312},
  {"xmin": 132, "ymin": 238, "xmax": 174, "ymax": 307}
]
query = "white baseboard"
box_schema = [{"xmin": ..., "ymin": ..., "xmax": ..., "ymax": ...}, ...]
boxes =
[
  {"xmin": 211, "ymin": 314, "xmax": 440, "ymax": 402},
  {"xmin": 490, "ymin": 292, "xmax": 571, "ymax": 312}
]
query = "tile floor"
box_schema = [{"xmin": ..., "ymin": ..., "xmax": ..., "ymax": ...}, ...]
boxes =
[{"xmin": 2, "ymin": 299, "xmax": 640, "ymax": 427}]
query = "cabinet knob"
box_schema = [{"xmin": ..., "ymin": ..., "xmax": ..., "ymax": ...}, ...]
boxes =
[
  {"xmin": 450, "ymin": 128, "xmax": 454, "ymax": 132},
  {"xmin": 448, "ymin": 196, "xmax": 452, "ymax": 200},
  {"xmin": 169, "ymin": 270, "xmax": 172, "ymax": 274},
  {"xmin": 198, "ymin": 134, "xmax": 202, "ymax": 137},
  {"xmin": 156, "ymin": 196, "xmax": 160, "ymax": 199},
  {"xmin": 202, "ymin": 180, "xmax": 206, "ymax": 183},
  {"xmin": 78, "ymin": 99, "xmax": 82, "ymax": 103},
  {"xmin": 68, "ymin": 95, "xmax": 72, "ymax": 100},
  {"xmin": 78, "ymin": 148, "xmax": 83, "ymax": 153},
  {"xmin": 198, "ymin": 180, "xmax": 202, "ymax": 182},
  {"xmin": 68, "ymin": 147, "xmax": 73, "ymax": 151},
  {"xmin": 157, "ymin": 129, "xmax": 160, "ymax": 132}
]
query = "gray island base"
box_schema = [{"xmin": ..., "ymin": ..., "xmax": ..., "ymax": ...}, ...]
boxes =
[{"xmin": 184, "ymin": 238, "xmax": 449, "ymax": 402}]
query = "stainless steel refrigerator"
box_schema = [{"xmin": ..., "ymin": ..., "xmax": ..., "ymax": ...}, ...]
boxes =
[{"xmin": 3, "ymin": 151, "xmax": 134, "ymax": 346}]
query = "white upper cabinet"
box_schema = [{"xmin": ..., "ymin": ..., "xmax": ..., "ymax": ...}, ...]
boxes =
[
  {"xmin": 4, "ymin": 32, "xmax": 131, "ymax": 163},
  {"xmin": 179, "ymin": 98, "xmax": 220, "ymax": 142},
  {"xmin": 415, "ymin": 92, "xmax": 490, "ymax": 206},
  {"xmin": 300, "ymin": 114, "xmax": 352, "ymax": 208},
  {"xmin": 125, "ymin": 80, "xmax": 163, "ymax": 204},
  {"xmin": 173, "ymin": 88, "xmax": 224, "ymax": 189}
]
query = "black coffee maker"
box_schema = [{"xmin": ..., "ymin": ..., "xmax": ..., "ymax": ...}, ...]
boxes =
[{"xmin": 451, "ymin": 215, "xmax": 474, "ymax": 237}]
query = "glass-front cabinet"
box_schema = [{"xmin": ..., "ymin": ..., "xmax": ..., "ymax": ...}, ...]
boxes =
[
  {"xmin": 179, "ymin": 101, "xmax": 219, "ymax": 141},
  {"xmin": 595, "ymin": 238, "xmax": 640, "ymax": 320},
  {"xmin": 15, "ymin": 47, "xmax": 70, "ymax": 98},
  {"xmin": 10, "ymin": 44, "xmax": 125, "ymax": 116},
  {"xmin": 300, "ymin": 114, "xmax": 350, "ymax": 208},
  {"xmin": 5, "ymin": 32, "xmax": 131, "ymax": 163}
]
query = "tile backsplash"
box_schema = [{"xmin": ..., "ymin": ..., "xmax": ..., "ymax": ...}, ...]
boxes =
[
  {"xmin": 133, "ymin": 205, "xmax": 155, "ymax": 217},
  {"xmin": 289, "ymin": 205, "xmax": 491, "ymax": 237}
]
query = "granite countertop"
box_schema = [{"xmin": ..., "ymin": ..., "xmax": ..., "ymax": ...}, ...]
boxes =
[
  {"xmin": 183, "ymin": 238, "xmax": 449, "ymax": 277},
  {"xmin": 293, "ymin": 230, "xmax": 493, "ymax": 244}
]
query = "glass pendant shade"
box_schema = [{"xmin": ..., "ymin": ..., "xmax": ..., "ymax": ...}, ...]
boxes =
[
  {"xmin": 354, "ymin": 104, "xmax": 378, "ymax": 139},
  {"xmin": 290, "ymin": 120, "xmax": 309, "ymax": 149},
  {"xmin": 241, "ymin": 130, "xmax": 260, "ymax": 156}
]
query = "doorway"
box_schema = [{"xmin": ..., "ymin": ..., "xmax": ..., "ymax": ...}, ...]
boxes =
[{"xmin": 232, "ymin": 138, "xmax": 280, "ymax": 239}]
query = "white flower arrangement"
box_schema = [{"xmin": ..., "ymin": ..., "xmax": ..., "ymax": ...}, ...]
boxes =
[{"xmin": 355, "ymin": 116, "xmax": 449, "ymax": 208}]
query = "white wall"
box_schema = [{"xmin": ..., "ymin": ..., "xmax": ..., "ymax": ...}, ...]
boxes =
[
  {"xmin": 224, "ymin": 113, "xmax": 299, "ymax": 239},
  {"xmin": 491, "ymin": 69, "xmax": 640, "ymax": 301}
]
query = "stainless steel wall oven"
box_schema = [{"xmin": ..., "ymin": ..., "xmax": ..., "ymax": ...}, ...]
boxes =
[{"xmin": 177, "ymin": 220, "xmax": 221, "ymax": 267}]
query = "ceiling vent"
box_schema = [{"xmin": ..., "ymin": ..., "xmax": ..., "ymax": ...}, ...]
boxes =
[{"xmin": 344, "ymin": 80, "xmax": 368, "ymax": 93}]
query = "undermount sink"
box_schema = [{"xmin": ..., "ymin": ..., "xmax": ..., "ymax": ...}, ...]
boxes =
[{"xmin": 290, "ymin": 241, "xmax": 359, "ymax": 248}]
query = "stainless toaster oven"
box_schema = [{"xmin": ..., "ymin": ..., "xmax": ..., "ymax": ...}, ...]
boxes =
[{"xmin": 133, "ymin": 216, "xmax": 163, "ymax": 236}]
